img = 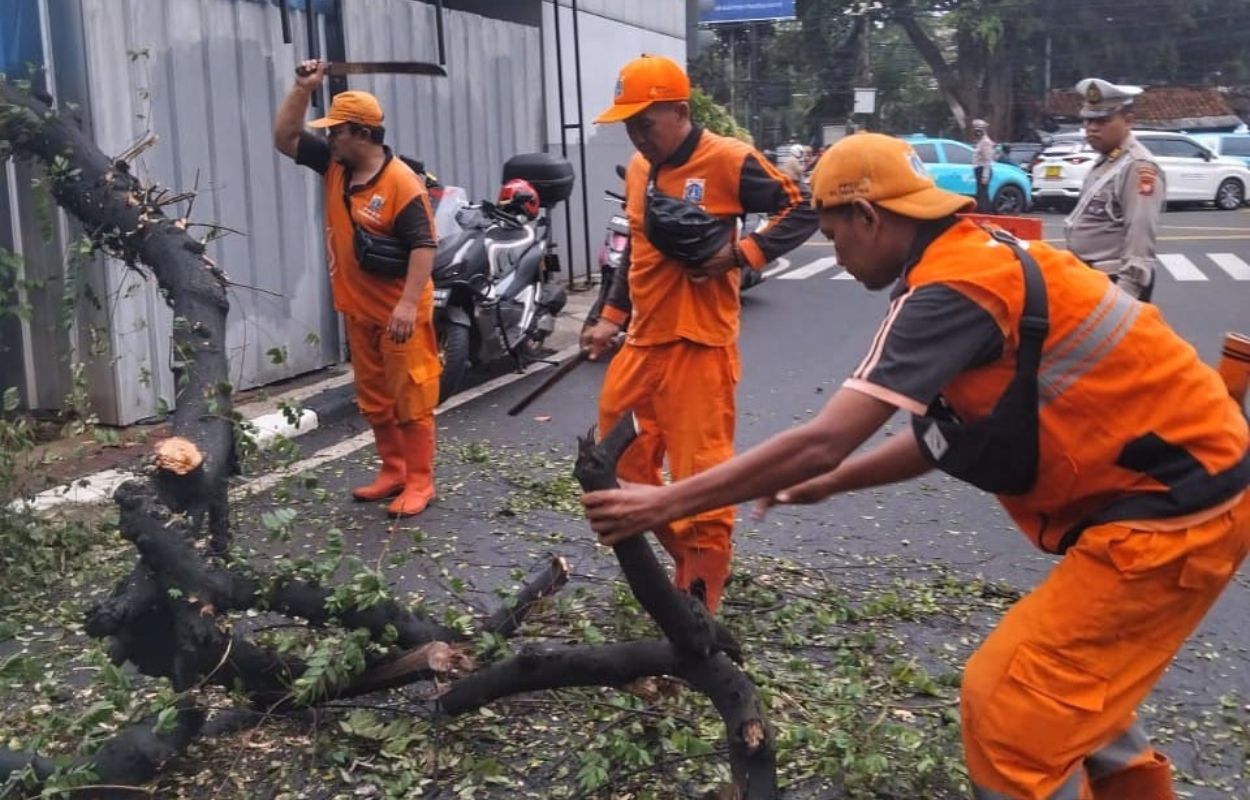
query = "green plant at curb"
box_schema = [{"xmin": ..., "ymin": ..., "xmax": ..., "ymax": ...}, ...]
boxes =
[{"xmin": 690, "ymin": 85, "xmax": 753, "ymax": 144}]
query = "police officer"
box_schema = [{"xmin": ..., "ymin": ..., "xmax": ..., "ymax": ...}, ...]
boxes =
[
  {"xmin": 1065, "ymin": 78, "xmax": 1165, "ymax": 301},
  {"xmin": 970, "ymin": 119, "xmax": 995, "ymax": 213}
]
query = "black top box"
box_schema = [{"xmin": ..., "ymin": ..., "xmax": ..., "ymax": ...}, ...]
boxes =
[{"xmin": 502, "ymin": 153, "xmax": 575, "ymax": 208}]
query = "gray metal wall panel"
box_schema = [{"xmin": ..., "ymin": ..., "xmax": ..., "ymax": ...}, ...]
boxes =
[
  {"xmin": 551, "ymin": 0, "xmax": 686, "ymax": 38},
  {"xmin": 340, "ymin": 0, "xmax": 543, "ymax": 204},
  {"xmin": 541, "ymin": 1, "xmax": 687, "ymax": 284},
  {"xmin": 67, "ymin": 0, "xmax": 339, "ymax": 423},
  {"xmin": 16, "ymin": 0, "xmax": 544, "ymax": 423}
]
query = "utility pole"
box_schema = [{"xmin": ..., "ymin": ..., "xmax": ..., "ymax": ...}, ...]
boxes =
[
  {"xmin": 747, "ymin": 22, "xmax": 757, "ymax": 141},
  {"xmin": 1043, "ymin": 0, "xmax": 1054, "ymax": 97}
]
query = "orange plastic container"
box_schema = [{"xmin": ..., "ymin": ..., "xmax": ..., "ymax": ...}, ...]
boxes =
[{"xmin": 957, "ymin": 213, "xmax": 1043, "ymax": 241}]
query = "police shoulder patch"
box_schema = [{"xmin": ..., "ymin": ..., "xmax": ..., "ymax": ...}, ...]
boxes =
[{"xmin": 1136, "ymin": 163, "xmax": 1158, "ymax": 196}]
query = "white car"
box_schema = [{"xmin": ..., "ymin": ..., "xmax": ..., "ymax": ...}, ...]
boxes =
[
  {"xmin": 1033, "ymin": 131, "xmax": 1250, "ymax": 210},
  {"xmin": 1140, "ymin": 132, "xmax": 1250, "ymax": 209},
  {"xmin": 1030, "ymin": 134, "xmax": 1096, "ymax": 207}
]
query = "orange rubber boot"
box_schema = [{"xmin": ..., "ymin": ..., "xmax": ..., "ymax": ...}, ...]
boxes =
[
  {"xmin": 352, "ymin": 422, "xmax": 407, "ymax": 501},
  {"xmin": 388, "ymin": 418, "xmax": 436, "ymax": 518}
]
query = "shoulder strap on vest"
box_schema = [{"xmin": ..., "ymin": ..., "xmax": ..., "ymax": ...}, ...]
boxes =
[{"xmin": 985, "ymin": 227, "xmax": 1049, "ymax": 375}]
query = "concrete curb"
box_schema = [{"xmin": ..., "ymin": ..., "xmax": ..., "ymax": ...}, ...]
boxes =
[{"xmin": 15, "ymin": 286, "xmax": 598, "ymax": 512}]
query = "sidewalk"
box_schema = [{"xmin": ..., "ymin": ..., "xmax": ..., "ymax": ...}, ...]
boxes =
[{"xmin": 15, "ymin": 282, "xmax": 599, "ymax": 510}]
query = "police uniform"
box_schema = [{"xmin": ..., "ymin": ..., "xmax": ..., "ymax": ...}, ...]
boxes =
[
  {"xmin": 971, "ymin": 119, "xmax": 995, "ymax": 213},
  {"xmin": 1064, "ymin": 78, "xmax": 1165, "ymax": 301}
]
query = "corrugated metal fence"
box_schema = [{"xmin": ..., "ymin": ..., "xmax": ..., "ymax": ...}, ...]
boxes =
[{"xmin": 4, "ymin": 0, "xmax": 543, "ymax": 424}]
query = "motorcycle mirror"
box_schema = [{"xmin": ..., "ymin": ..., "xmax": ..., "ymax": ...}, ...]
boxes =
[{"xmin": 615, "ymin": 164, "xmax": 627, "ymax": 180}]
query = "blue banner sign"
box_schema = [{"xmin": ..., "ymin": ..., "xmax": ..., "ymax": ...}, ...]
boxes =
[{"xmin": 700, "ymin": 0, "xmax": 797, "ymax": 24}]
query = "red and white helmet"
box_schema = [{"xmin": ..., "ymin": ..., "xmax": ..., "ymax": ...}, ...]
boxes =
[{"xmin": 497, "ymin": 178, "xmax": 540, "ymax": 220}]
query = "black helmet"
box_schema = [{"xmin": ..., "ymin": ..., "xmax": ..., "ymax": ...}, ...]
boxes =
[{"xmin": 643, "ymin": 183, "xmax": 731, "ymax": 266}]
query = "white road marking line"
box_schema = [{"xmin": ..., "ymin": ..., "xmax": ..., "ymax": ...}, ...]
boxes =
[
  {"xmin": 832, "ymin": 269, "xmax": 856, "ymax": 280},
  {"xmin": 232, "ymin": 344, "xmax": 585, "ymax": 499},
  {"xmin": 1158, "ymin": 254, "xmax": 1208, "ymax": 281},
  {"xmin": 1208, "ymin": 253, "xmax": 1250, "ymax": 281},
  {"xmin": 761, "ymin": 258, "xmax": 792, "ymax": 279},
  {"xmin": 778, "ymin": 256, "xmax": 838, "ymax": 280}
]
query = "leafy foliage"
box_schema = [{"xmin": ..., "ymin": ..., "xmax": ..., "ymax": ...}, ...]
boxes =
[
  {"xmin": 689, "ymin": 86, "xmax": 754, "ymax": 144},
  {"xmin": 692, "ymin": 0, "xmax": 1250, "ymax": 142}
]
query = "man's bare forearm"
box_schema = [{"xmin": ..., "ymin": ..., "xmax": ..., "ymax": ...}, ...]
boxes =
[
  {"xmin": 807, "ymin": 428, "xmax": 932, "ymax": 497},
  {"xmin": 401, "ymin": 248, "xmax": 435, "ymax": 304},
  {"xmin": 273, "ymin": 84, "xmax": 313, "ymax": 158}
]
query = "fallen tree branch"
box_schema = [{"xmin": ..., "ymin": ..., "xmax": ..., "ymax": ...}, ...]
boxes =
[
  {"xmin": 438, "ymin": 640, "xmax": 680, "ymax": 715},
  {"xmin": 0, "ymin": 78, "xmax": 233, "ymax": 551},
  {"xmin": 0, "ymin": 702, "xmax": 204, "ymax": 796},
  {"xmin": 481, "ymin": 555, "xmax": 570, "ymax": 638},
  {"xmin": 574, "ymin": 413, "xmax": 742, "ymax": 663}
]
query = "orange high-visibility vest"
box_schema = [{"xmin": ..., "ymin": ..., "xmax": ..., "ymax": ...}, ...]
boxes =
[
  {"xmin": 622, "ymin": 131, "xmax": 802, "ymax": 347},
  {"xmin": 907, "ymin": 221, "xmax": 1249, "ymax": 552},
  {"xmin": 324, "ymin": 156, "xmax": 435, "ymax": 325}
]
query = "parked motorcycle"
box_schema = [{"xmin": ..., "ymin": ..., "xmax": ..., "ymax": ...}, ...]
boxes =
[
  {"xmin": 432, "ymin": 153, "xmax": 574, "ymax": 401},
  {"xmin": 585, "ymin": 166, "xmax": 631, "ymax": 331}
]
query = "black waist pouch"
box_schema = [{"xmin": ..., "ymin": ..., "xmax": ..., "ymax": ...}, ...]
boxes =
[
  {"xmin": 911, "ymin": 231, "xmax": 1049, "ymax": 496},
  {"xmin": 342, "ymin": 183, "xmax": 409, "ymax": 279},
  {"xmin": 643, "ymin": 163, "xmax": 732, "ymax": 266},
  {"xmin": 352, "ymin": 226, "xmax": 410, "ymax": 278}
]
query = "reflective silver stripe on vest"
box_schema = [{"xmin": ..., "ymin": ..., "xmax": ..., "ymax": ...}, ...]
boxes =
[
  {"xmin": 1085, "ymin": 723, "xmax": 1151, "ymax": 781},
  {"xmin": 972, "ymin": 766, "xmax": 1084, "ymax": 800},
  {"xmin": 1039, "ymin": 283, "xmax": 1141, "ymax": 405}
]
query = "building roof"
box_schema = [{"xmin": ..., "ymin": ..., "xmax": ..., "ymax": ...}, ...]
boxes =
[{"xmin": 1046, "ymin": 86, "xmax": 1243, "ymax": 130}]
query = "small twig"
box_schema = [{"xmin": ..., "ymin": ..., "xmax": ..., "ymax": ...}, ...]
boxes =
[
  {"xmin": 222, "ymin": 279, "xmax": 283, "ymax": 299},
  {"xmin": 188, "ymin": 222, "xmax": 248, "ymax": 237},
  {"xmin": 184, "ymin": 168, "xmax": 199, "ymax": 220},
  {"xmin": 114, "ymin": 131, "xmax": 159, "ymax": 164}
]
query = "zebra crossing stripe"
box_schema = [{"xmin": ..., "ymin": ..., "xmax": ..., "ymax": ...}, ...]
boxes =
[
  {"xmin": 1157, "ymin": 254, "xmax": 1208, "ymax": 281},
  {"xmin": 778, "ymin": 256, "xmax": 838, "ymax": 280},
  {"xmin": 776, "ymin": 252, "xmax": 1249, "ymax": 282},
  {"xmin": 1208, "ymin": 253, "xmax": 1250, "ymax": 281},
  {"xmin": 762, "ymin": 258, "xmax": 792, "ymax": 279}
]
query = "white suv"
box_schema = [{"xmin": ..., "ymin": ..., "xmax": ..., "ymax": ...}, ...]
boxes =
[
  {"xmin": 1031, "ymin": 130, "xmax": 1250, "ymax": 210},
  {"xmin": 1137, "ymin": 131, "xmax": 1249, "ymax": 210}
]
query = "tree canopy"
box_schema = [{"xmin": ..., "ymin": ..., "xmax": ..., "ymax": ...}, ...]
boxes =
[{"xmin": 691, "ymin": 0, "xmax": 1250, "ymax": 145}]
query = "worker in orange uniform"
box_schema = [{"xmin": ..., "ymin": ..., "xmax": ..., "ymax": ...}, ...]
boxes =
[
  {"xmin": 584, "ymin": 133, "xmax": 1250, "ymax": 799},
  {"xmin": 580, "ymin": 55, "xmax": 818, "ymax": 612},
  {"xmin": 274, "ymin": 60, "xmax": 440, "ymax": 518}
]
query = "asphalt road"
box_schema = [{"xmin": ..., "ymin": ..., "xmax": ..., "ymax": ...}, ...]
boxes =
[{"xmin": 241, "ymin": 205, "xmax": 1250, "ymax": 797}]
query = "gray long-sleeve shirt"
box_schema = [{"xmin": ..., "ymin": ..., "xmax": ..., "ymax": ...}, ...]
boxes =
[{"xmin": 1065, "ymin": 134, "xmax": 1164, "ymax": 297}]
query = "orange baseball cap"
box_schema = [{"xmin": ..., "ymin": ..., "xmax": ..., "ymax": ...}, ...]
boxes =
[
  {"xmin": 308, "ymin": 90, "xmax": 384, "ymax": 128},
  {"xmin": 810, "ymin": 133, "xmax": 974, "ymax": 220},
  {"xmin": 594, "ymin": 54, "xmax": 690, "ymax": 124}
]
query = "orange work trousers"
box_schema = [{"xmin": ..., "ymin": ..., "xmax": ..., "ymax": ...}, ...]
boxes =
[
  {"xmin": 597, "ymin": 340, "xmax": 740, "ymax": 611},
  {"xmin": 961, "ymin": 491, "xmax": 1250, "ymax": 799},
  {"xmin": 345, "ymin": 314, "xmax": 440, "ymax": 425}
]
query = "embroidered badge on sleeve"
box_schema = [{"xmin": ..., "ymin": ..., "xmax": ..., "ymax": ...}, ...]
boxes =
[{"xmin": 1137, "ymin": 164, "xmax": 1158, "ymax": 196}]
